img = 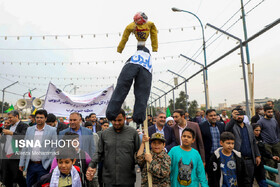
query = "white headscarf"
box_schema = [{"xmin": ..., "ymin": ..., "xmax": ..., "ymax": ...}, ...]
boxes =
[{"xmin": 166, "ymin": 117, "xmax": 174, "ymax": 123}]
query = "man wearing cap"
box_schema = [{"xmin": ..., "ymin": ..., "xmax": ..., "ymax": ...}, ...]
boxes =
[
  {"xmin": 148, "ymin": 111, "xmax": 177, "ymax": 152},
  {"xmin": 136, "ymin": 132, "xmax": 171, "ymax": 186}
]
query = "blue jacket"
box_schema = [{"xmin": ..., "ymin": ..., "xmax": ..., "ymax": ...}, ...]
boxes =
[
  {"xmin": 19, "ymin": 124, "xmax": 57, "ymax": 170},
  {"xmin": 59, "ymin": 126, "xmax": 95, "ymax": 157},
  {"xmin": 148, "ymin": 124, "xmax": 177, "ymax": 152}
]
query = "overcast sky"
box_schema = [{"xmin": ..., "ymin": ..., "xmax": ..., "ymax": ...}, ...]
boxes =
[{"xmin": 0, "ymin": 0, "xmax": 279, "ymax": 110}]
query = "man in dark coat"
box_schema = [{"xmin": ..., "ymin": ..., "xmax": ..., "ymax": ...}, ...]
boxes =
[
  {"xmin": 46, "ymin": 113, "xmax": 68, "ymax": 135},
  {"xmin": 251, "ymin": 106, "xmax": 264, "ymax": 124},
  {"xmin": 148, "ymin": 111, "xmax": 177, "ymax": 152},
  {"xmin": 0, "ymin": 110, "xmax": 28, "ymax": 187},
  {"xmin": 199, "ymin": 109, "xmax": 225, "ymax": 172}
]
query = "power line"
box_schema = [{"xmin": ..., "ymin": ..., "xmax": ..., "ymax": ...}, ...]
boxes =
[
  {"xmin": 0, "ymin": 26, "xmax": 200, "ymax": 39},
  {"xmin": 0, "ymin": 38, "xmax": 201, "ymax": 51},
  {"xmin": 177, "ymin": 0, "xmax": 264, "ymax": 76}
]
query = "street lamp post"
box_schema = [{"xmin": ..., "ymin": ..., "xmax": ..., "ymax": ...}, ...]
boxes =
[
  {"xmin": 159, "ymin": 80, "xmax": 175, "ymax": 111},
  {"xmin": 167, "ymin": 70, "xmax": 189, "ymax": 112},
  {"xmin": 153, "ymin": 86, "xmax": 167, "ymax": 109},
  {"xmin": 2, "ymin": 81, "xmax": 18, "ymax": 116},
  {"xmin": 180, "ymin": 54, "xmax": 208, "ymax": 109},
  {"xmin": 206, "ymin": 23, "xmax": 251, "ymax": 118},
  {"xmin": 172, "ymin": 7, "xmax": 209, "ymax": 109}
]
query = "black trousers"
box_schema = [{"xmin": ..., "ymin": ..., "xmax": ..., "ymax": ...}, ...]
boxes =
[
  {"xmin": 106, "ymin": 63, "xmax": 152, "ymax": 124},
  {"xmin": 2, "ymin": 158, "xmax": 27, "ymax": 187}
]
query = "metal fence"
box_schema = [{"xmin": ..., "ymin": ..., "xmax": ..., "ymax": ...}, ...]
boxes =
[{"xmin": 264, "ymin": 163, "xmax": 280, "ymax": 187}]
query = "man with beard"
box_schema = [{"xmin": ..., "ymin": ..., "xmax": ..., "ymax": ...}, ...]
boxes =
[
  {"xmin": 257, "ymin": 104, "xmax": 280, "ymax": 181},
  {"xmin": 86, "ymin": 109, "xmax": 140, "ymax": 187},
  {"xmin": 199, "ymin": 109, "xmax": 225, "ymax": 174},
  {"xmin": 172, "ymin": 109, "xmax": 205, "ymax": 163},
  {"xmin": 266, "ymin": 100, "xmax": 280, "ymax": 133},
  {"xmin": 148, "ymin": 111, "xmax": 177, "ymax": 152},
  {"xmin": 225, "ymin": 108, "xmax": 261, "ymax": 184}
]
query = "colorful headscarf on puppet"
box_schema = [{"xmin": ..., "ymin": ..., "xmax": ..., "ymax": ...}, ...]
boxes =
[{"xmin": 134, "ymin": 12, "xmax": 148, "ymax": 25}]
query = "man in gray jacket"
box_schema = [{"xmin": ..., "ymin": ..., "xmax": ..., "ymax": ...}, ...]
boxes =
[
  {"xmin": 86, "ymin": 109, "xmax": 140, "ymax": 187},
  {"xmin": 225, "ymin": 108, "xmax": 261, "ymax": 184}
]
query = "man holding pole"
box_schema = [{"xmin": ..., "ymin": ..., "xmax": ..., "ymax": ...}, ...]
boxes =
[{"xmin": 86, "ymin": 109, "xmax": 140, "ymax": 187}]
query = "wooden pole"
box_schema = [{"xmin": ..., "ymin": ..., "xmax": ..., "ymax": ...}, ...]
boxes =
[
  {"xmin": 251, "ymin": 63, "xmax": 255, "ymax": 116},
  {"xmin": 143, "ymin": 110, "xmax": 153, "ymax": 187}
]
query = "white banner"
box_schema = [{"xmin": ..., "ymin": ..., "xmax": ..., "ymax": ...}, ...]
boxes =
[{"xmin": 43, "ymin": 82, "xmax": 114, "ymax": 118}]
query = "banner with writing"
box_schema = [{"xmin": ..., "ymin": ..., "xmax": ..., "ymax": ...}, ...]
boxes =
[{"xmin": 43, "ymin": 82, "xmax": 114, "ymax": 118}]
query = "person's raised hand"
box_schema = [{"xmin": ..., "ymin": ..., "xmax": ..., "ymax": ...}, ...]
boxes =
[
  {"xmin": 142, "ymin": 134, "xmax": 150, "ymax": 144},
  {"xmin": 86, "ymin": 167, "xmax": 96, "ymax": 181},
  {"xmin": 231, "ymin": 110, "xmax": 239, "ymax": 120}
]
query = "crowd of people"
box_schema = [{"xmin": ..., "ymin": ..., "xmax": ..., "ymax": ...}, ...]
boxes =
[{"xmin": 0, "ymin": 100, "xmax": 279, "ymax": 187}]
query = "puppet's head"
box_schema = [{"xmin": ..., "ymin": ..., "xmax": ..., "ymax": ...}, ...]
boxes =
[{"xmin": 133, "ymin": 12, "xmax": 148, "ymax": 25}]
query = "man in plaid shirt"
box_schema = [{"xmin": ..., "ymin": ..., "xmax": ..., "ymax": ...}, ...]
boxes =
[{"xmin": 199, "ymin": 109, "xmax": 225, "ymax": 174}]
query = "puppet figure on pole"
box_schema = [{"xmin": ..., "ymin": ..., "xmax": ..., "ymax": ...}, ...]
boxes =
[
  {"xmin": 106, "ymin": 12, "xmax": 157, "ymax": 186},
  {"xmin": 106, "ymin": 12, "xmax": 158, "ymax": 125}
]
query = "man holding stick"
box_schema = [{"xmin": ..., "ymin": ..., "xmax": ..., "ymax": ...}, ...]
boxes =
[{"xmin": 86, "ymin": 109, "xmax": 140, "ymax": 187}]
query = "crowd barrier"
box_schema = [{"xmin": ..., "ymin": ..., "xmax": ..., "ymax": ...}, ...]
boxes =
[{"xmin": 264, "ymin": 163, "xmax": 280, "ymax": 187}]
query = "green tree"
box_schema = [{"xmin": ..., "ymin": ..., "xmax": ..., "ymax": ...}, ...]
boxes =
[
  {"xmin": 188, "ymin": 100, "xmax": 198, "ymax": 118},
  {"xmin": 274, "ymin": 99, "xmax": 280, "ymax": 112},
  {"xmin": 0, "ymin": 101, "xmax": 10, "ymax": 113},
  {"xmin": 175, "ymin": 91, "xmax": 187, "ymax": 112}
]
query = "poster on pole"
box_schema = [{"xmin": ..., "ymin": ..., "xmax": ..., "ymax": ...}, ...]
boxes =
[{"xmin": 43, "ymin": 82, "xmax": 114, "ymax": 118}]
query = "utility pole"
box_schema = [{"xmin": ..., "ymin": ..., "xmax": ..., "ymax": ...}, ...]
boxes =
[
  {"xmin": 159, "ymin": 80, "xmax": 175, "ymax": 111},
  {"xmin": 180, "ymin": 54, "xmax": 209, "ymax": 110},
  {"xmin": 153, "ymin": 86, "xmax": 167, "ymax": 110},
  {"xmin": 240, "ymin": 0, "xmax": 254, "ymax": 116},
  {"xmin": 167, "ymin": 70, "xmax": 189, "ymax": 112},
  {"xmin": 206, "ymin": 23, "xmax": 251, "ymax": 118}
]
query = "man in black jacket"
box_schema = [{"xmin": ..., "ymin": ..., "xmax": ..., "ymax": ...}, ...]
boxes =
[
  {"xmin": 0, "ymin": 110, "xmax": 28, "ymax": 187},
  {"xmin": 46, "ymin": 113, "xmax": 68, "ymax": 135},
  {"xmin": 148, "ymin": 111, "xmax": 177, "ymax": 152},
  {"xmin": 199, "ymin": 109, "xmax": 224, "ymax": 172}
]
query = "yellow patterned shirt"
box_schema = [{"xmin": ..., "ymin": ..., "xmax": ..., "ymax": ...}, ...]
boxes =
[{"xmin": 117, "ymin": 21, "xmax": 158, "ymax": 53}]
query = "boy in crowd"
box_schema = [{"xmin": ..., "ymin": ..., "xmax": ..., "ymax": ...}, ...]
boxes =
[
  {"xmin": 168, "ymin": 128, "xmax": 208, "ymax": 187},
  {"xmin": 208, "ymin": 132, "xmax": 250, "ymax": 187},
  {"xmin": 136, "ymin": 133, "xmax": 171, "ymax": 186},
  {"xmin": 35, "ymin": 146, "xmax": 82, "ymax": 187}
]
